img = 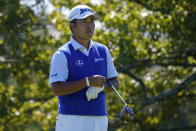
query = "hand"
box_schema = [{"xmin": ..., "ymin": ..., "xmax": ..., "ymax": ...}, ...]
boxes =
[
  {"xmin": 88, "ymin": 75, "xmax": 106, "ymax": 88},
  {"xmin": 86, "ymin": 86, "xmax": 104, "ymax": 101}
]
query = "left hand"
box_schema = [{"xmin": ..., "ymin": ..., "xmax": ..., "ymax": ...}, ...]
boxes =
[
  {"xmin": 86, "ymin": 86, "xmax": 104, "ymax": 101},
  {"xmin": 88, "ymin": 75, "xmax": 106, "ymax": 87}
]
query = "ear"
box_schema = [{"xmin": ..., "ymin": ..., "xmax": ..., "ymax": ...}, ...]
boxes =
[{"xmin": 69, "ymin": 23, "xmax": 76, "ymax": 33}]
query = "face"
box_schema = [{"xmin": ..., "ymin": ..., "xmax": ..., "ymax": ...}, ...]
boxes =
[{"xmin": 70, "ymin": 15, "xmax": 95, "ymax": 41}]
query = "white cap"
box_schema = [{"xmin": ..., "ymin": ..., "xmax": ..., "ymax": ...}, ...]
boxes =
[{"xmin": 69, "ymin": 5, "xmax": 95, "ymax": 22}]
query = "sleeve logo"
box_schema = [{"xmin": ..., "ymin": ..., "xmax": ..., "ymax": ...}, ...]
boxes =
[{"xmin": 51, "ymin": 73, "xmax": 58, "ymax": 77}]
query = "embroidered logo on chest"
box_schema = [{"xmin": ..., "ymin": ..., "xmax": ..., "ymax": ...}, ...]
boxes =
[
  {"xmin": 76, "ymin": 59, "xmax": 84, "ymax": 67},
  {"xmin": 95, "ymin": 58, "xmax": 104, "ymax": 63}
]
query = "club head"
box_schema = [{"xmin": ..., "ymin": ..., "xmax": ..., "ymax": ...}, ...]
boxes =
[{"xmin": 120, "ymin": 105, "xmax": 134, "ymax": 123}]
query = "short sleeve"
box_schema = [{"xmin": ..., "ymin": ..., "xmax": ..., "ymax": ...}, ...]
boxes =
[
  {"xmin": 105, "ymin": 47, "xmax": 118, "ymax": 79},
  {"xmin": 49, "ymin": 51, "xmax": 68, "ymax": 86}
]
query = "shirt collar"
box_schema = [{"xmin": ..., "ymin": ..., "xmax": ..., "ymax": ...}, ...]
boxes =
[{"xmin": 70, "ymin": 37, "xmax": 94, "ymax": 51}]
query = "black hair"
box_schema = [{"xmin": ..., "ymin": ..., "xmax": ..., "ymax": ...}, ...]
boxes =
[{"xmin": 70, "ymin": 19, "xmax": 77, "ymax": 23}]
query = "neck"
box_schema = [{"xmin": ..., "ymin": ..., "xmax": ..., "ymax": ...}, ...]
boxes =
[{"xmin": 73, "ymin": 36, "xmax": 90, "ymax": 49}]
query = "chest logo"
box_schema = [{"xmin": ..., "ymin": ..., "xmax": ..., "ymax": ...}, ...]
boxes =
[
  {"xmin": 76, "ymin": 59, "xmax": 84, "ymax": 67},
  {"xmin": 95, "ymin": 58, "xmax": 104, "ymax": 63}
]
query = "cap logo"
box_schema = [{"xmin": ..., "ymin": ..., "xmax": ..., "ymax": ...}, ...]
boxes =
[{"xmin": 80, "ymin": 8, "xmax": 93, "ymax": 14}]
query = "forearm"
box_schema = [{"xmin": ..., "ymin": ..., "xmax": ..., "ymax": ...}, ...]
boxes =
[
  {"xmin": 103, "ymin": 77, "xmax": 119, "ymax": 93},
  {"xmin": 52, "ymin": 78, "xmax": 87, "ymax": 96}
]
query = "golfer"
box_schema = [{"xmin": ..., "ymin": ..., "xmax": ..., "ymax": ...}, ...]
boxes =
[{"xmin": 49, "ymin": 5, "xmax": 119, "ymax": 131}]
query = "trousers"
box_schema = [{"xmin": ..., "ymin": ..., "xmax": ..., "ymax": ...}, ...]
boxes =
[{"xmin": 55, "ymin": 114, "xmax": 108, "ymax": 131}]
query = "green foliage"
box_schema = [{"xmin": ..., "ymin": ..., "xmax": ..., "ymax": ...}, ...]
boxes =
[
  {"xmin": 0, "ymin": 0, "xmax": 56, "ymax": 130},
  {"xmin": 0, "ymin": 0, "xmax": 196, "ymax": 130}
]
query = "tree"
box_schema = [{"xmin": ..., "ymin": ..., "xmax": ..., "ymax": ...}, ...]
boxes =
[{"xmin": 0, "ymin": 0, "xmax": 56, "ymax": 130}]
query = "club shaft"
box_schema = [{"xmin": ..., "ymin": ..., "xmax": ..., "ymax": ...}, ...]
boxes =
[{"xmin": 107, "ymin": 79, "xmax": 127, "ymax": 106}]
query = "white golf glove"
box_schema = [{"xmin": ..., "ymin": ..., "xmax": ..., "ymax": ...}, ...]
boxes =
[{"xmin": 86, "ymin": 86, "xmax": 104, "ymax": 101}]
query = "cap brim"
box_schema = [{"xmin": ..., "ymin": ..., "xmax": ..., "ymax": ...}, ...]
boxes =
[
  {"xmin": 70, "ymin": 13, "xmax": 99, "ymax": 22},
  {"xmin": 82, "ymin": 12, "xmax": 99, "ymax": 20}
]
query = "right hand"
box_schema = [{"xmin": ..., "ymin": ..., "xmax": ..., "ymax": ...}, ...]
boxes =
[{"xmin": 88, "ymin": 75, "xmax": 106, "ymax": 88}]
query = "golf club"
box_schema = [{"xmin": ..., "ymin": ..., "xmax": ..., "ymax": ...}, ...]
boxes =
[{"xmin": 107, "ymin": 79, "xmax": 134, "ymax": 123}]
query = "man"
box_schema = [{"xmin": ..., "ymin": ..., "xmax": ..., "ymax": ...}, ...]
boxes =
[{"xmin": 49, "ymin": 5, "xmax": 119, "ymax": 131}]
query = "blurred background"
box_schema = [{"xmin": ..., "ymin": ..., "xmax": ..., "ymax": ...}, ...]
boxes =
[{"xmin": 0, "ymin": 0, "xmax": 196, "ymax": 130}]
